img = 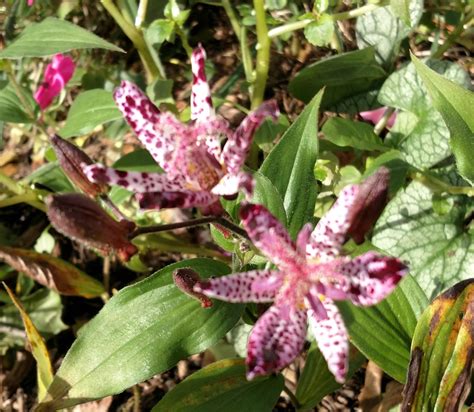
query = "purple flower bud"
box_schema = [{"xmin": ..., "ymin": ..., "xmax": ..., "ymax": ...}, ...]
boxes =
[
  {"xmin": 346, "ymin": 167, "xmax": 390, "ymax": 244},
  {"xmin": 45, "ymin": 194, "xmax": 137, "ymax": 261},
  {"xmin": 173, "ymin": 268, "xmax": 213, "ymax": 308},
  {"xmin": 50, "ymin": 134, "xmax": 108, "ymax": 197}
]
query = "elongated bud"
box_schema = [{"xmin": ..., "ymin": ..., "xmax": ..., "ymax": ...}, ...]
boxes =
[
  {"xmin": 46, "ymin": 194, "xmax": 137, "ymax": 261},
  {"xmin": 346, "ymin": 167, "xmax": 390, "ymax": 244},
  {"xmin": 173, "ymin": 268, "xmax": 213, "ymax": 308},
  {"xmin": 50, "ymin": 134, "xmax": 108, "ymax": 197}
]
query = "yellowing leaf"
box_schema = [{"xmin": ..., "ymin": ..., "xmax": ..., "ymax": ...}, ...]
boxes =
[
  {"xmin": 3, "ymin": 284, "xmax": 54, "ymax": 401},
  {"xmin": 0, "ymin": 246, "xmax": 104, "ymax": 298},
  {"xmin": 402, "ymin": 279, "xmax": 474, "ymax": 411}
]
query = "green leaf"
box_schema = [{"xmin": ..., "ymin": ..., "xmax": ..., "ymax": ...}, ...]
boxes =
[
  {"xmin": 60, "ymin": 89, "xmax": 122, "ymax": 138},
  {"xmin": 296, "ymin": 345, "xmax": 365, "ymax": 410},
  {"xmin": 379, "ymin": 60, "xmax": 471, "ymax": 169},
  {"xmin": 0, "ymin": 17, "xmax": 123, "ymax": 58},
  {"xmin": 26, "ymin": 162, "xmax": 75, "ymax": 193},
  {"xmin": 322, "ymin": 118, "xmax": 388, "ymax": 151},
  {"xmin": 113, "ymin": 149, "xmax": 162, "ymax": 173},
  {"xmin": 251, "ymin": 171, "xmax": 287, "ymax": 227},
  {"xmin": 260, "ymin": 90, "xmax": 323, "ymax": 238},
  {"xmin": 152, "ymin": 359, "xmax": 284, "ymax": 412},
  {"xmin": 304, "ymin": 15, "xmax": 334, "ymax": 47},
  {"xmin": 390, "ymin": 0, "xmax": 411, "ymax": 26},
  {"xmin": 40, "ymin": 259, "xmax": 242, "ymax": 409},
  {"xmin": 402, "ymin": 280, "xmax": 474, "ymax": 410},
  {"xmin": 147, "ymin": 79, "xmax": 175, "ymax": 105},
  {"xmin": 288, "ymin": 48, "xmax": 386, "ymax": 108},
  {"xmin": 338, "ymin": 275, "xmax": 428, "ymax": 383},
  {"xmin": 145, "ymin": 19, "xmax": 175, "ymax": 45},
  {"xmin": 411, "ymin": 54, "xmax": 474, "ymax": 184},
  {"xmin": 356, "ymin": 2, "xmax": 422, "ymax": 67},
  {"xmin": 4, "ymin": 284, "xmax": 54, "ymax": 401},
  {"xmin": 0, "ymin": 289, "xmax": 67, "ymax": 354},
  {"xmin": 0, "ymin": 81, "xmax": 35, "ymax": 123},
  {"xmin": 373, "ymin": 181, "xmax": 474, "ymax": 300},
  {"xmin": 265, "ymin": 0, "xmax": 287, "ymax": 10}
]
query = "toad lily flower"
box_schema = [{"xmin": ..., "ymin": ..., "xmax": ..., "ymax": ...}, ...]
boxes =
[
  {"xmin": 194, "ymin": 185, "xmax": 407, "ymax": 382},
  {"xmin": 84, "ymin": 45, "xmax": 279, "ymax": 210}
]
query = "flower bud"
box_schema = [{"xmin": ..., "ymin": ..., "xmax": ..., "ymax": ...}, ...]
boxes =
[
  {"xmin": 173, "ymin": 268, "xmax": 213, "ymax": 308},
  {"xmin": 50, "ymin": 134, "xmax": 108, "ymax": 197},
  {"xmin": 346, "ymin": 167, "xmax": 390, "ymax": 244},
  {"xmin": 46, "ymin": 193, "xmax": 137, "ymax": 261}
]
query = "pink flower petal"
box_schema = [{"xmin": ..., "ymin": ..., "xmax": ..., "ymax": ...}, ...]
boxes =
[
  {"xmin": 34, "ymin": 54, "xmax": 75, "ymax": 110},
  {"xmin": 221, "ymin": 100, "xmax": 279, "ymax": 174},
  {"xmin": 296, "ymin": 223, "xmax": 313, "ymax": 255},
  {"xmin": 83, "ymin": 164, "xmax": 187, "ymax": 193},
  {"xmin": 190, "ymin": 44, "xmax": 213, "ymax": 122},
  {"xmin": 28, "ymin": 0, "xmax": 34, "ymax": 5},
  {"xmin": 193, "ymin": 116, "xmax": 230, "ymax": 160},
  {"xmin": 307, "ymin": 298, "xmax": 348, "ymax": 383},
  {"xmin": 194, "ymin": 270, "xmax": 283, "ymax": 303},
  {"xmin": 246, "ymin": 304, "xmax": 307, "ymax": 379},
  {"xmin": 340, "ymin": 252, "xmax": 408, "ymax": 306},
  {"xmin": 211, "ymin": 172, "xmax": 254, "ymax": 199},
  {"xmin": 360, "ymin": 107, "xmax": 397, "ymax": 129},
  {"xmin": 114, "ymin": 81, "xmax": 188, "ymax": 179},
  {"xmin": 240, "ymin": 203, "xmax": 302, "ymax": 270},
  {"xmin": 136, "ymin": 190, "xmax": 217, "ymax": 210},
  {"xmin": 307, "ymin": 185, "xmax": 358, "ymax": 262}
]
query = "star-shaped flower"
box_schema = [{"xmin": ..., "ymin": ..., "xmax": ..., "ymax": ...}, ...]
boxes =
[
  {"xmin": 83, "ymin": 45, "xmax": 279, "ymax": 210},
  {"xmin": 194, "ymin": 184, "xmax": 407, "ymax": 382}
]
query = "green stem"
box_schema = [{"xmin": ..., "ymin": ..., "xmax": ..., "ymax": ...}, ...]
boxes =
[
  {"xmin": 135, "ymin": 0, "xmax": 149, "ymax": 27},
  {"xmin": 373, "ymin": 107, "xmax": 395, "ymax": 135},
  {"xmin": 221, "ymin": 0, "xmax": 242, "ymax": 41},
  {"xmin": 412, "ymin": 172, "xmax": 474, "ymax": 197},
  {"xmin": 268, "ymin": 19, "xmax": 313, "ymax": 39},
  {"xmin": 283, "ymin": 385, "xmax": 301, "ymax": 409},
  {"xmin": 432, "ymin": 10, "xmax": 473, "ymax": 59},
  {"xmin": 0, "ymin": 193, "xmax": 47, "ymax": 212},
  {"xmin": 251, "ymin": 0, "xmax": 270, "ymax": 110},
  {"xmin": 101, "ymin": 0, "xmax": 161, "ymax": 82},
  {"xmin": 175, "ymin": 25, "xmax": 193, "ymax": 58},
  {"xmin": 240, "ymin": 26, "xmax": 255, "ymax": 83},
  {"xmin": 0, "ymin": 171, "xmax": 23, "ymax": 195},
  {"xmin": 268, "ymin": 1, "xmax": 388, "ymax": 39}
]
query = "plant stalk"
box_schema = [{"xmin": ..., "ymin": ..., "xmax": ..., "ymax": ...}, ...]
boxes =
[
  {"xmin": 268, "ymin": 1, "xmax": 389, "ymax": 39},
  {"xmin": 101, "ymin": 0, "xmax": 161, "ymax": 82},
  {"xmin": 251, "ymin": 0, "xmax": 270, "ymax": 109}
]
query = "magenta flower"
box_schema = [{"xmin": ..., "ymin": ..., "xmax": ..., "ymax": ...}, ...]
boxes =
[
  {"xmin": 360, "ymin": 107, "xmax": 397, "ymax": 129},
  {"xmin": 34, "ymin": 54, "xmax": 75, "ymax": 110},
  {"xmin": 194, "ymin": 185, "xmax": 407, "ymax": 382},
  {"xmin": 84, "ymin": 45, "xmax": 279, "ymax": 210},
  {"xmin": 27, "ymin": 0, "xmax": 34, "ymax": 5}
]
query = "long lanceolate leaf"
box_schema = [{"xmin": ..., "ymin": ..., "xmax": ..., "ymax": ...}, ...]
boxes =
[
  {"xmin": 260, "ymin": 90, "xmax": 323, "ymax": 238},
  {"xmin": 39, "ymin": 259, "xmax": 242, "ymax": 410}
]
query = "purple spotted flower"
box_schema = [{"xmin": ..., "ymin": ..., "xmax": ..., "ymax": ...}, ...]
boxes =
[
  {"xmin": 83, "ymin": 45, "xmax": 279, "ymax": 210},
  {"xmin": 194, "ymin": 185, "xmax": 407, "ymax": 382}
]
